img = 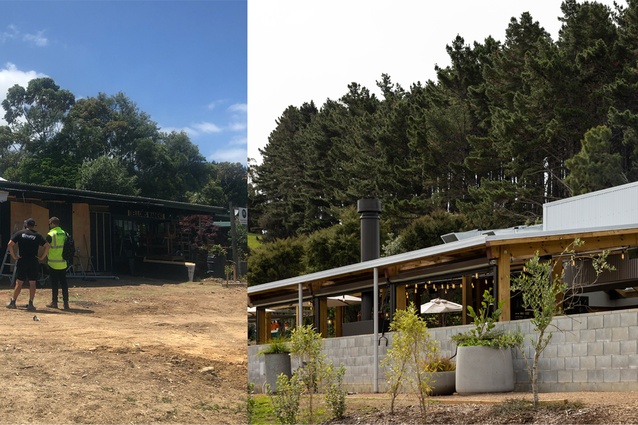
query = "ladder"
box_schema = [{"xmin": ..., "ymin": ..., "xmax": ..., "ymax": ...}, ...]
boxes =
[{"xmin": 0, "ymin": 245, "xmax": 17, "ymax": 286}]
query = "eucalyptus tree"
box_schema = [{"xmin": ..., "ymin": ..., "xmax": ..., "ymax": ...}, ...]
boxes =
[{"xmin": 1, "ymin": 77, "xmax": 75, "ymax": 155}]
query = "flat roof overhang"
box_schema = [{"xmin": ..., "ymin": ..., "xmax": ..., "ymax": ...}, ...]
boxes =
[{"xmin": 248, "ymin": 225, "xmax": 638, "ymax": 309}]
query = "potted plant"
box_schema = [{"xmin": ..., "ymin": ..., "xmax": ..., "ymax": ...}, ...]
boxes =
[
  {"xmin": 424, "ymin": 356, "xmax": 456, "ymax": 396},
  {"xmin": 260, "ymin": 336, "xmax": 292, "ymax": 393},
  {"xmin": 451, "ymin": 290, "xmax": 522, "ymax": 395},
  {"xmin": 206, "ymin": 244, "xmax": 227, "ymax": 278}
]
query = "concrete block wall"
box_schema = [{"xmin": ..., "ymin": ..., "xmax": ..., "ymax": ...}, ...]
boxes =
[{"xmin": 248, "ymin": 308, "xmax": 638, "ymax": 393}]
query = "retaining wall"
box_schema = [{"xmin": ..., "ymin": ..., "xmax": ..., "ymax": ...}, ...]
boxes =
[{"xmin": 248, "ymin": 308, "xmax": 638, "ymax": 393}]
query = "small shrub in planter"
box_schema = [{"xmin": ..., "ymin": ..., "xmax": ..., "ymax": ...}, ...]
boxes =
[
  {"xmin": 260, "ymin": 337, "xmax": 292, "ymax": 393},
  {"xmin": 452, "ymin": 290, "xmax": 522, "ymax": 395},
  {"xmin": 425, "ymin": 356, "xmax": 456, "ymax": 396}
]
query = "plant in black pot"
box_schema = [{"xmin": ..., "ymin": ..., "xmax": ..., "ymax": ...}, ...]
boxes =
[
  {"xmin": 260, "ymin": 336, "xmax": 292, "ymax": 393},
  {"xmin": 451, "ymin": 290, "xmax": 522, "ymax": 395}
]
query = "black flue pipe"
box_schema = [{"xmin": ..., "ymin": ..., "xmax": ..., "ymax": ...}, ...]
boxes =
[{"xmin": 358, "ymin": 199, "xmax": 381, "ymax": 320}]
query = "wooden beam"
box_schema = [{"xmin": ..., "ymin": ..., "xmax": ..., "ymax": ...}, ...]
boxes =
[{"xmin": 496, "ymin": 247, "xmax": 511, "ymax": 321}]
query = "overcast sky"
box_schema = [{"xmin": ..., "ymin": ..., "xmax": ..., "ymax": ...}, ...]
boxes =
[{"xmin": 248, "ymin": 0, "xmax": 622, "ymax": 165}]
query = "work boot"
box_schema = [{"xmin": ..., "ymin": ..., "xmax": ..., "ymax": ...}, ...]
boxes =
[
  {"xmin": 6, "ymin": 299, "xmax": 16, "ymax": 309},
  {"xmin": 47, "ymin": 302, "xmax": 58, "ymax": 309},
  {"xmin": 63, "ymin": 302, "xmax": 70, "ymax": 310},
  {"xmin": 26, "ymin": 301, "xmax": 36, "ymax": 312}
]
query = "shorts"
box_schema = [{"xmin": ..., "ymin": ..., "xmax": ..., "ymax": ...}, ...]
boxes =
[{"xmin": 15, "ymin": 258, "xmax": 40, "ymax": 282}]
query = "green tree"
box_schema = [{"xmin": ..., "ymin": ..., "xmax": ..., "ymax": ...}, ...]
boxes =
[
  {"xmin": 247, "ymin": 237, "xmax": 306, "ymax": 286},
  {"xmin": 1, "ymin": 77, "xmax": 75, "ymax": 155},
  {"xmin": 76, "ymin": 156, "xmax": 140, "ymax": 195},
  {"xmin": 289, "ymin": 324, "xmax": 325, "ymax": 424},
  {"xmin": 565, "ymin": 125, "xmax": 626, "ymax": 195},
  {"xmin": 511, "ymin": 240, "xmax": 613, "ymax": 407},
  {"xmin": 381, "ymin": 303, "xmax": 439, "ymax": 423}
]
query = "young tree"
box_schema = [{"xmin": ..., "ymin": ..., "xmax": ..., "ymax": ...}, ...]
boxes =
[
  {"xmin": 511, "ymin": 239, "xmax": 613, "ymax": 406},
  {"xmin": 382, "ymin": 303, "xmax": 439, "ymax": 423},
  {"xmin": 289, "ymin": 324, "xmax": 325, "ymax": 425}
]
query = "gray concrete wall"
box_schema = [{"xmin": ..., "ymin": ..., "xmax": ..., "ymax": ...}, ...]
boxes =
[{"xmin": 248, "ymin": 308, "xmax": 638, "ymax": 393}]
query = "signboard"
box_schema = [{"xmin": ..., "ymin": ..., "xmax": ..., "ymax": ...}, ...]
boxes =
[{"xmin": 236, "ymin": 207, "xmax": 248, "ymax": 225}]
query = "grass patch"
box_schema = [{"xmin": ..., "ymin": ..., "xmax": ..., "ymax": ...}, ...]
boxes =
[{"xmin": 248, "ymin": 233, "xmax": 262, "ymax": 250}]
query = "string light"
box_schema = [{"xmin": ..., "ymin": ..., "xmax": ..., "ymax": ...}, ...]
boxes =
[{"xmin": 452, "ymin": 283, "xmax": 456, "ymax": 289}]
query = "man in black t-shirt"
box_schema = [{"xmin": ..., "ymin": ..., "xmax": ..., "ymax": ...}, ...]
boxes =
[{"xmin": 6, "ymin": 218, "xmax": 50, "ymax": 311}]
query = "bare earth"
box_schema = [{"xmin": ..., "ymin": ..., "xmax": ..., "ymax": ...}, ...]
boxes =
[
  {"xmin": 0, "ymin": 276, "xmax": 247, "ymax": 424},
  {"xmin": 334, "ymin": 391, "xmax": 638, "ymax": 424}
]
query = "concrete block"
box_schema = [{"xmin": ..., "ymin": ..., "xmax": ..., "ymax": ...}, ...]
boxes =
[
  {"xmin": 564, "ymin": 330, "xmax": 580, "ymax": 343},
  {"xmin": 588, "ymin": 342, "xmax": 604, "ymax": 356},
  {"xmin": 557, "ymin": 344, "xmax": 572, "ymax": 357},
  {"xmin": 580, "ymin": 329, "xmax": 596, "ymax": 343},
  {"xmin": 580, "ymin": 356, "xmax": 596, "ymax": 369},
  {"xmin": 612, "ymin": 354, "xmax": 629, "ymax": 368},
  {"xmin": 539, "ymin": 369, "xmax": 558, "ymax": 383},
  {"xmin": 595, "ymin": 355, "xmax": 612, "ymax": 369},
  {"xmin": 556, "ymin": 317, "xmax": 572, "ymax": 331},
  {"xmin": 588, "ymin": 314, "xmax": 604, "ymax": 329},
  {"xmin": 620, "ymin": 368, "xmax": 638, "ymax": 382},
  {"xmin": 620, "ymin": 340, "xmax": 637, "ymax": 355},
  {"xmin": 612, "ymin": 327, "xmax": 629, "ymax": 342},
  {"xmin": 572, "ymin": 343, "xmax": 588, "ymax": 356},
  {"xmin": 572, "ymin": 369, "xmax": 588, "ymax": 383},
  {"xmin": 550, "ymin": 357, "xmax": 565, "ymax": 370},
  {"xmin": 557, "ymin": 369, "xmax": 572, "ymax": 383},
  {"xmin": 565, "ymin": 356, "xmax": 580, "ymax": 369},
  {"xmin": 603, "ymin": 369, "xmax": 621, "ymax": 382},
  {"xmin": 588, "ymin": 369, "xmax": 604, "ymax": 382},
  {"xmin": 595, "ymin": 327, "xmax": 611, "ymax": 342},
  {"xmin": 620, "ymin": 311, "xmax": 638, "ymax": 327},
  {"xmin": 630, "ymin": 326, "xmax": 638, "ymax": 340},
  {"xmin": 604, "ymin": 341, "xmax": 621, "ymax": 355},
  {"xmin": 571, "ymin": 316, "xmax": 587, "ymax": 330},
  {"xmin": 604, "ymin": 313, "xmax": 621, "ymax": 328}
]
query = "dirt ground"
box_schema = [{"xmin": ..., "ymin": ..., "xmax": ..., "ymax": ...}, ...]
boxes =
[
  {"xmin": 0, "ymin": 276, "xmax": 247, "ymax": 424},
  {"xmin": 331, "ymin": 391, "xmax": 638, "ymax": 424}
]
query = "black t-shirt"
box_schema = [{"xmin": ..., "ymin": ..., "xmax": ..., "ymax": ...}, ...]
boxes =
[{"xmin": 10, "ymin": 229, "xmax": 47, "ymax": 259}]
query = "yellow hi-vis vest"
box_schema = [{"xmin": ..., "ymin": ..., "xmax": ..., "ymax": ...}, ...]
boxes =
[{"xmin": 48, "ymin": 227, "xmax": 67, "ymax": 270}]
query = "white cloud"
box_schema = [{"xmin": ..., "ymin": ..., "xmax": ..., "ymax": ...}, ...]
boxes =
[
  {"xmin": 228, "ymin": 121, "xmax": 247, "ymax": 132},
  {"xmin": 1, "ymin": 25, "xmax": 48, "ymax": 47},
  {"xmin": 207, "ymin": 99, "xmax": 225, "ymax": 110},
  {"xmin": 208, "ymin": 147, "xmax": 247, "ymax": 164},
  {"xmin": 23, "ymin": 31, "xmax": 48, "ymax": 47},
  {"xmin": 193, "ymin": 122, "xmax": 223, "ymax": 134},
  {"xmin": 228, "ymin": 103, "xmax": 247, "ymax": 113}
]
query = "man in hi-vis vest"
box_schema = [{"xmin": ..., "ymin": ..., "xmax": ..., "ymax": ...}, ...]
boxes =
[{"xmin": 46, "ymin": 217, "xmax": 70, "ymax": 310}]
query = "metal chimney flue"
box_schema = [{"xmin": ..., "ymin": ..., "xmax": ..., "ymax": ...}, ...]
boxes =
[
  {"xmin": 358, "ymin": 199, "xmax": 381, "ymax": 321},
  {"xmin": 358, "ymin": 199, "xmax": 382, "ymax": 262}
]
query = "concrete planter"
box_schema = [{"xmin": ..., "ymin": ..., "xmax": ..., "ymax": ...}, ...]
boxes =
[
  {"xmin": 427, "ymin": 371, "xmax": 456, "ymax": 396},
  {"xmin": 264, "ymin": 352, "xmax": 291, "ymax": 393},
  {"xmin": 455, "ymin": 346, "xmax": 514, "ymax": 395}
]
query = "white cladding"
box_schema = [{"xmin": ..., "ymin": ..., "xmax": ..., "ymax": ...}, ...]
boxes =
[{"xmin": 543, "ymin": 181, "xmax": 638, "ymax": 231}]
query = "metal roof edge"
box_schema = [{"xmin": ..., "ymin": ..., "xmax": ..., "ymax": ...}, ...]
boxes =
[
  {"xmin": 485, "ymin": 223, "xmax": 638, "ymax": 243},
  {"xmin": 0, "ymin": 180, "xmax": 227, "ymax": 215}
]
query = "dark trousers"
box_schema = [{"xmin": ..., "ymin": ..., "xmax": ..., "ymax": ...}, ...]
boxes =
[{"xmin": 49, "ymin": 268, "xmax": 69, "ymax": 304}]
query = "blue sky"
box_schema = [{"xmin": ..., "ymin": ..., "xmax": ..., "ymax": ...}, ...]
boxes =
[{"xmin": 1, "ymin": 0, "xmax": 247, "ymax": 165}]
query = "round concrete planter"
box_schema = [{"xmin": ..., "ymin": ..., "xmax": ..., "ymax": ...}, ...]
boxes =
[
  {"xmin": 427, "ymin": 371, "xmax": 456, "ymax": 396},
  {"xmin": 264, "ymin": 352, "xmax": 291, "ymax": 393},
  {"xmin": 455, "ymin": 346, "xmax": 514, "ymax": 395}
]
